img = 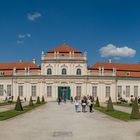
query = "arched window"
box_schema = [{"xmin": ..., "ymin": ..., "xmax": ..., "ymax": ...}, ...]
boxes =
[
  {"xmin": 62, "ymin": 68, "xmax": 67, "ymax": 75},
  {"xmin": 47, "ymin": 68, "xmax": 52, "ymax": 75},
  {"xmin": 76, "ymin": 68, "xmax": 81, "ymax": 75}
]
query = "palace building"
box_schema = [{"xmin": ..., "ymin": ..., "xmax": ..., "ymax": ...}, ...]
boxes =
[{"xmin": 0, "ymin": 44, "xmax": 140, "ymax": 102}]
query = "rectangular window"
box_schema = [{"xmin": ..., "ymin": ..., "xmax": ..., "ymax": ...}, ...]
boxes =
[
  {"xmin": 31, "ymin": 85, "xmax": 36, "ymax": 97},
  {"xmin": 106, "ymin": 86, "xmax": 110, "ymax": 97},
  {"xmin": 47, "ymin": 86, "xmax": 52, "ymax": 97},
  {"xmin": 117, "ymin": 86, "xmax": 122, "ymax": 97},
  {"xmin": 18, "ymin": 85, "xmax": 23, "ymax": 97},
  {"xmin": 7, "ymin": 85, "xmax": 12, "ymax": 96},
  {"xmin": 76, "ymin": 86, "xmax": 81, "ymax": 99},
  {"xmin": 92, "ymin": 86, "xmax": 97, "ymax": 97},
  {"xmin": 134, "ymin": 86, "xmax": 138, "ymax": 97},
  {"xmin": 0, "ymin": 85, "xmax": 3, "ymax": 96},
  {"xmin": 126, "ymin": 86, "xmax": 130, "ymax": 97}
]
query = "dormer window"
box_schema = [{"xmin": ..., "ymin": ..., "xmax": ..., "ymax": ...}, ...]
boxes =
[
  {"xmin": 126, "ymin": 72, "xmax": 130, "ymax": 76},
  {"xmin": 62, "ymin": 68, "xmax": 67, "ymax": 75},
  {"xmin": 0, "ymin": 71, "xmax": 4, "ymax": 76},
  {"xmin": 47, "ymin": 68, "xmax": 52, "ymax": 75},
  {"xmin": 76, "ymin": 69, "xmax": 81, "ymax": 75}
]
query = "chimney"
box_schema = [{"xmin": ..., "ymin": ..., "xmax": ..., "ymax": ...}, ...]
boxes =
[
  {"xmin": 13, "ymin": 67, "xmax": 16, "ymax": 75},
  {"xmin": 102, "ymin": 67, "xmax": 104, "ymax": 75},
  {"xmin": 32, "ymin": 58, "xmax": 36, "ymax": 64},
  {"xmin": 27, "ymin": 67, "xmax": 30, "ymax": 75}
]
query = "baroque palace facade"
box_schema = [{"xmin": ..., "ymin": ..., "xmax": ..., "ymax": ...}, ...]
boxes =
[{"xmin": 0, "ymin": 44, "xmax": 140, "ymax": 102}]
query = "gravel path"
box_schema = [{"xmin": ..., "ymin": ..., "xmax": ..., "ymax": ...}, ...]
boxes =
[{"xmin": 0, "ymin": 102, "xmax": 140, "ymax": 140}]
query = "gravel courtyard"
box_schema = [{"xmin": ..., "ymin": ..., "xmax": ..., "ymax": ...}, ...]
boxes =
[{"xmin": 0, "ymin": 102, "xmax": 140, "ymax": 140}]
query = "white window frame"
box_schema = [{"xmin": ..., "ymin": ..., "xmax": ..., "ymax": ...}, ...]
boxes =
[
  {"xmin": 31, "ymin": 85, "xmax": 36, "ymax": 97},
  {"xmin": 18, "ymin": 85, "xmax": 23, "ymax": 97},
  {"xmin": 47, "ymin": 86, "xmax": 52, "ymax": 97},
  {"xmin": 62, "ymin": 68, "xmax": 67, "ymax": 75},
  {"xmin": 126, "ymin": 86, "xmax": 130, "ymax": 97},
  {"xmin": 106, "ymin": 86, "xmax": 110, "ymax": 97},
  {"xmin": 134, "ymin": 86, "xmax": 138, "ymax": 97},
  {"xmin": 117, "ymin": 86, "xmax": 122, "ymax": 97},
  {"xmin": 7, "ymin": 85, "xmax": 12, "ymax": 96},
  {"xmin": 0, "ymin": 85, "xmax": 4, "ymax": 96},
  {"xmin": 47, "ymin": 68, "xmax": 52, "ymax": 75},
  {"xmin": 76, "ymin": 69, "xmax": 81, "ymax": 75},
  {"xmin": 92, "ymin": 86, "xmax": 97, "ymax": 97},
  {"xmin": 76, "ymin": 86, "xmax": 81, "ymax": 99}
]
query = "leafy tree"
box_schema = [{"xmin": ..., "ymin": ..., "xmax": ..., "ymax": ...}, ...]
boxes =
[
  {"xmin": 15, "ymin": 96, "xmax": 23, "ymax": 111},
  {"xmin": 130, "ymin": 97, "xmax": 140, "ymax": 119},
  {"xmin": 94, "ymin": 96, "xmax": 100, "ymax": 107},
  {"xmin": 42, "ymin": 96, "xmax": 45, "ymax": 103},
  {"xmin": 29, "ymin": 96, "xmax": 34, "ymax": 106},
  {"xmin": 36, "ymin": 96, "xmax": 41, "ymax": 104},
  {"xmin": 107, "ymin": 96, "xmax": 114, "ymax": 111}
]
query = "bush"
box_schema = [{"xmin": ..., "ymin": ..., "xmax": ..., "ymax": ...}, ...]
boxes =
[
  {"xmin": 94, "ymin": 96, "xmax": 100, "ymax": 107},
  {"xmin": 15, "ymin": 96, "xmax": 23, "ymax": 111},
  {"xmin": 42, "ymin": 96, "xmax": 45, "ymax": 103},
  {"xmin": 130, "ymin": 97, "xmax": 140, "ymax": 119},
  {"xmin": 107, "ymin": 96, "xmax": 114, "ymax": 111},
  {"xmin": 29, "ymin": 96, "xmax": 34, "ymax": 106},
  {"xmin": 36, "ymin": 96, "xmax": 41, "ymax": 104}
]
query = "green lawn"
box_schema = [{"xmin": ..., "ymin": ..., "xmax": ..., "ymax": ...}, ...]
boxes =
[
  {"xmin": 113, "ymin": 102, "xmax": 140, "ymax": 108},
  {"xmin": 0, "ymin": 103, "xmax": 46, "ymax": 121},
  {"xmin": 94, "ymin": 106, "xmax": 131, "ymax": 121},
  {"xmin": 0, "ymin": 102, "xmax": 15, "ymax": 106}
]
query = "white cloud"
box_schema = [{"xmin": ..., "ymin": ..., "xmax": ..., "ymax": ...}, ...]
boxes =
[
  {"xmin": 18, "ymin": 34, "xmax": 25, "ymax": 39},
  {"xmin": 99, "ymin": 44, "xmax": 136, "ymax": 59},
  {"xmin": 27, "ymin": 33, "xmax": 31, "ymax": 38},
  {"xmin": 18, "ymin": 33, "xmax": 31, "ymax": 39},
  {"xmin": 17, "ymin": 40, "xmax": 24, "ymax": 44},
  {"xmin": 27, "ymin": 12, "xmax": 42, "ymax": 21}
]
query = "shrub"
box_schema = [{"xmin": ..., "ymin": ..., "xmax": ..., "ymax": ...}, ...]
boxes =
[
  {"xmin": 15, "ymin": 96, "xmax": 23, "ymax": 111},
  {"xmin": 107, "ymin": 96, "xmax": 114, "ymax": 111},
  {"xmin": 29, "ymin": 96, "xmax": 34, "ymax": 106},
  {"xmin": 94, "ymin": 96, "xmax": 100, "ymax": 107},
  {"xmin": 36, "ymin": 96, "xmax": 41, "ymax": 104},
  {"xmin": 130, "ymin": 97, "xmax": 140, "ymax": 119},
  {"xmin": 42, "ymin": 96, "xmax": 45, "ymax": 103}
]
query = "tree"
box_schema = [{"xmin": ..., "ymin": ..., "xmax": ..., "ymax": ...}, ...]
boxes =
[
  {"xmin": 15, "ymin": 96, "xmax": 23, "ymax": 111},
  {"xmin": 42, "ymin": 96, "xmax": 45, "ymax": 103},
  {"xmin": 36, "ymin": 96, "xmax": 41, "ymax": 104},
  {"xmin": 29, "ymin": 96, "xmax": 34, "ymax": 106},
  {"xmin": 94, "ymin": 96, "xmax": 100, "ymax": 107},
  {"xmin": 107, "ymin": 96, "xmax": 114, "ymax": 111},
  {"xmin": 130, "ymin": 97, "xmax": 140, "ymax": 119}
]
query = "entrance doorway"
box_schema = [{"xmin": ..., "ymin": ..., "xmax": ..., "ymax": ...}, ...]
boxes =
[{"xmin": 58, "ymin": 87, "xmax": 71, "ymax": 100}]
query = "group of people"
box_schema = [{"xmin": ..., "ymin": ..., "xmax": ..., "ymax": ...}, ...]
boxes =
[
  {"xmin": 74, "ymin": 96, "xmax": 94, "ymax": 113},
  {"xmin": 57, "ymin": 95, "xmax": 94, "ymax": 113}
]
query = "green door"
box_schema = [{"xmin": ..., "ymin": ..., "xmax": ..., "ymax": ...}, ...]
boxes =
[
  {"xmin": 67, "ymin": 87, "xmax": 71, "ymax": 100},
  {"xmin": 58, "ymin": 87, "xmax": 62, "ymax": 98}
]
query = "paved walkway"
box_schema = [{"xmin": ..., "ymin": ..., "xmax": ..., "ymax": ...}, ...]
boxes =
[{"xmin": 0, "ymin": 102, "xmax": 140, "ymax": 140}]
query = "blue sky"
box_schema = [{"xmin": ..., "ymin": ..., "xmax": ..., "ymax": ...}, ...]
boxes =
[{"xmin": 0, "ymin": 0, "xmax": 140, "ymax": 66}]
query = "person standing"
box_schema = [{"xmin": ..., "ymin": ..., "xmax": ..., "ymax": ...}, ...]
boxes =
[
  {"xmin": 71, "ymin": 96, "xmax": 73, "ymax": 103},
  {"xmin": 58, "ymin": 97, "xmax": 61, "ymax": 105},
  {"xmin": 81, "ymin": 97, "xmax": 87, "ymax": 112},
  {"xmin": 88, "ymin": 96, "xmax": 94, "ymax": 112},
  {"xmin": 74, "ymin": 99, "xmax": 79, "ymax": 112}
]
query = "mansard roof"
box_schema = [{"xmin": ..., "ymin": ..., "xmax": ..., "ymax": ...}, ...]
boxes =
[
  {"xmin": 92, "ymin": 62, "xmax": 140, "ymax": 71},
  {"xmin": 48, "ymin": 44, "xmax": 82, "ymax": 53},
  {"xmin": 91, "ymin": 62, "xmax": 140, "ymax": 77},
  {"xmin": 0, "ymin": 62, "xmax": 39, "ymax": 70}
]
